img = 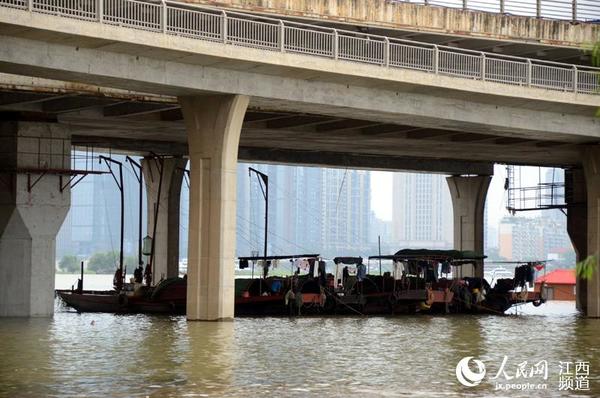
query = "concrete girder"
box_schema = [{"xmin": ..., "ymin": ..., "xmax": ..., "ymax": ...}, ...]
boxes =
[{"xmin": 0, "ymin": 26, "xmax": 598, "ymax": 146}]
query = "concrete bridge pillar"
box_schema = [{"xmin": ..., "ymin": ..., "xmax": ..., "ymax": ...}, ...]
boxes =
[
  {"xmin": 565, "ymin": 168, "xmax": 587, "ymax": 314},
  {"xmin": 179, "ymin": 94, "xmax": 249, "ymax": 321},
  {"xmin": 142, "ymin": 156, "xmax": 186, "ymax": 284},
  {"xmin": 446, "ymin": 175, "xmax": 491, "ymax": 279},
  {"xmin": 581, "ymin": 148, "xmax": 600, "ymax": 317},
  {"xmin": 0, "ymin": 121, "xmax": 70, "ymax": 316}
]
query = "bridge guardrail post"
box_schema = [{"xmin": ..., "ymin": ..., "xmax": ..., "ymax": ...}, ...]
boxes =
[
  {"xmin": 463, "ymin": 0, "xmax": 467, "ymax": 10},
  {"xmin": 573, "ymin": 65, "xmax": 578, "ymax": 94},
  {"xmin": 433, "ymin": 45, "xmax": 439, "ymax": 74},
  {"xmin": 97, "ymin": 0, "xmax": 102, "ymax": 22},
  {"xmin": 536, "ymin": 0, "xmax": 541, "ymax": 18},
  {"xmin": 279, "ymin": 20, "xmax": 285, "ymax": 53},
  {"xmin": 500, "ymin": 0, "xmax": 504, "ymax": 13},
  {"xmin": 383, "ymin": 37, "xmax": 389, "ymax": 67},
  {"xmin": 573, "ymin": 0, "xmax": 577, "ymax": 21},
  {"xmin": 527, "ymin": 59, "xmax": 532, "ymax": 87},
  {"xmin": 27, "ymin": 0, "xmax": 32, "ymax": 12},
  {"xmin": 161, "ymin": 0, "xmax": 167, "ymax": 33},
  {"xmin": 221, "ymin": 11, "xmax": 227, "ymax": 44},
  {"xmin": 333, "ymin": 29, "xmax": 339, "ymax": 60},
  {"xmin": 481, "ymin": 52, "xmax": 486, "ymax": 81}
]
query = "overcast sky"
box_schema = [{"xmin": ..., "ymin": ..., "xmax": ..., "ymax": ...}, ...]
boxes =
[{"xmin": 370, "ymin": 164, "xmax": 550, "ymax": 226}]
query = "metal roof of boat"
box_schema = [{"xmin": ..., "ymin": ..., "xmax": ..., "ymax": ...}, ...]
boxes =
[
  {"xmin": 333, "ymin": 257, "xmax": 363, "ymax": 265},
  {"xmin": 369, "ymin": 249, "xmax": 486, "ymax": 261},
  {"xmin": 238, "ymin": 254, "xmax": 320, "ymax": 261}
]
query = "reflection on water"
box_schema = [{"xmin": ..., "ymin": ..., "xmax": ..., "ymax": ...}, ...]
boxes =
[{"xmin": 1, "ymin": 300, "xmax": 599, "ymax": 397}]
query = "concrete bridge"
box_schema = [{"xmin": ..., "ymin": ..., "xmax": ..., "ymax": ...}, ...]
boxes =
[{"xmin": 1, "ymin": 0, "xmax": 600, "ymax": 319}]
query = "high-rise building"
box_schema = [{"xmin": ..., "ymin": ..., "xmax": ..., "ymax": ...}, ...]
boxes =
[
  {"xmin": 498, "ymin": 215, "xmax": 573, "ymax": 263},
  {"xmin": 391, "ymin": 173, "xmax": 452, "ymax": 248},
  {"xmin": 236, "ymin": 163, "xmax": 371, "ymax": 258},
  {"xmin": 57, "ymin": 153, "xmax": 144, "ymax": 259},
  {"xmin": 58, "ymin": 158, "xmax": 373, "ymax": 262}
]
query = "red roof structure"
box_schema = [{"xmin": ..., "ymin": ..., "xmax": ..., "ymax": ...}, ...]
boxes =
[{"xmin": 535, "ymin": 269, "xmax": 575, "ymax": 285}]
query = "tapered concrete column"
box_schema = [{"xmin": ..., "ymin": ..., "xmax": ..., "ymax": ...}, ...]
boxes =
[
  {"xmin": 179, "ymin": 94, "xmax": 249, "ymax": 321},
  {"xmin": 142, "ymin": 156, "xmax": 186, "ymax": 284},
  {"xmin": 0, "ymin": 122, "xmax": 70, "ymax": 316},
  {"xmin": 446, "ymin": 175, "xmax": 491, "ymax": 279},
  {"xmin": 582, "ymin": 147, "xmax": 600, "ymax": 317},
  {"xmin": 565, "ymin": 168, "xmax": 587, "ymax": 313}
]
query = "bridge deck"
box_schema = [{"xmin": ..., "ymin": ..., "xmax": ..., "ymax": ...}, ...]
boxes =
[{"xmin": 1, "ymin": 0, "xmax": 599, "ymax": 96}]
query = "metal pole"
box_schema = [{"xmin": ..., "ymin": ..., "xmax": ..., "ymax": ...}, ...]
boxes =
[
  {"xmin": 481, "ymin": 53, "xmax": 486, "ymax": 81},
  {"xmin": 99, "ymin": 156, "xmax": 125, "ymax": 288},
  {"xmin": 384, "ymin": 37, "xmax": 390, "ymax": 67},
  {"xmin": 333, "ymin": 29, "xmax": 339, "ymax": 60},
  {"xmin": 536, "ymin": 0, "xmax": 541, "ymax": 18},
  {"xmin": 119, "ymin": 164, "xmax": 124, "ymax": 283},
  {"xmin": 249, "ymin": 167, "xmax": 269, "ymax": 278},
  {"xmin": 80, "ymin": 261, "xmax": 84, "ymax": 293},
  {"xmin": 265, "ymin": 176, "xmax": 268, "ymax": 263},
  {"xmin": 378, "ymin": 235, "xmax": 382, "ymax": 279},
  {"xmin": 126, "ymin": 156, "xmax": 143, "ymax": 268},
  {"xmin": 433, "ymin": 45, "xmax": 439, "ymax": 74},
  {"xmin": 279, "ymin": 20, "xmax": 285, "ymax": 52},
  {"xmin": 572, "ymin": 0, "xmax": 577, "ymax": 21},
  {"xmin": 161, "ymin": 0, "xmax": 167, "ymax": 33},
  {"xmin": 97, "ymin": 0, "xmax": 102, "ymax": 22},
  {"xmin": 222, "ymin": 11, "xmax": 227, "ymax": 43},
  {"xmin": 463, "ymin": 0, "xmax": 467, "ymax": 10},
  {"xmin": 500, "ymin": 0, "xmax": 505, "ymax": 14}
]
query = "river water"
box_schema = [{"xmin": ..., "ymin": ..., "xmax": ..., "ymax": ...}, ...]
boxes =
[{"xmin": 0, "ymin": 275, "xmax": 598, "ymax": 397}]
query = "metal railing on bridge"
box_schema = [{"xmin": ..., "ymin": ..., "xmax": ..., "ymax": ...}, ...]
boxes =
[
  {"xmin": 1, "ymin": 0, "xmax": 599, "ymax": 95},
  {"xmin": 392, "ymin": 1, "xmax": 600, "ymax": 22}
]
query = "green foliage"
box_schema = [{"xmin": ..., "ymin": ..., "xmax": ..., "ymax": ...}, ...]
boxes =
[
  {"xmin": 585, "ymin": 42, "xmax": 600, "ymax": 117},
  {"xmin": 576, "ymin": 255, "xmax": 597, "ymax": 280},
  {"xmin": 588, "ymin": 42, "xmax": 600, "ymax": 68},
  {"xmin": 124, "ymin": 255, "xmax": 141, "ymax": 271},
  {"xmin": 87, "ymin": 251, "xmax": 119, "ymax": 274},
  {"xmin": 59, "ymin": 255, "xmax": 80, "ymax": 273}
]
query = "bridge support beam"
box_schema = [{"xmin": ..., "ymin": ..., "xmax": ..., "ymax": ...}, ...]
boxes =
[
  {"xmin": 581, "ymin": 148, "xmax": 600, "ymax": 317},
  {"xmin": 180, "ymin": 94, "xmax": 249, "ymax": 321},
  {"xmin": 142, "ymin": 156, "xmax": 186, "ymax": 284},
  {"xmin": 0, "ymin": 121, "xmax": 70, "ymax": 316},
  {"xmin": 446, "ymin": 175, "xmax": 491, "ymax": 279},
  {"xmin": 565, "ymin": 168, "xmax": 587, "ymax": 313}
]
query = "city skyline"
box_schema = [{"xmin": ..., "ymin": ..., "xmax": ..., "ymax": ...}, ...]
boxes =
[{"xmin": 56, "ymin": 153, "xmax": 573, "ymax": 263}]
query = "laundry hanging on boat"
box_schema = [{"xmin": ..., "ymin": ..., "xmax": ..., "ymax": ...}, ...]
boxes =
[{"xmin": 441, "ymin": 261, "xmax": 451, "ymax": 274}]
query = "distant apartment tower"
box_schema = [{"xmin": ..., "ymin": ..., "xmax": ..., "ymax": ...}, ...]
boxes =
[
  {"xmin": 236, "ymin": 163, "xmax": 371, "ymax": 258},
  {"xmin": 57, "ymin": 154, "xmax": 143, "ymax": 258},
  {"xmin": 391, "ymin": 173, "xmax": 452, "ymax": 248},
  {"xmin": 498, "ymin": 217, "xmax": 545, "ymax": 261}
]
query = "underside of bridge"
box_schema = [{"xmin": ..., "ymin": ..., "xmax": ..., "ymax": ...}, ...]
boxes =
[{"xmin": 0, "ymin": 79, "xmax": 594, "ymax": 174}]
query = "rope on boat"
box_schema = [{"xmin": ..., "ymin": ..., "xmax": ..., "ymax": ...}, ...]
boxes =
[{"xmin": 323, "ymin": 288, "xmax": 365, "ymax": 316}]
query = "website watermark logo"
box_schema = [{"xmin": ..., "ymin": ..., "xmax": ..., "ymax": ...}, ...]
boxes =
[
  {"xmin": 455, "ymin": 356, "xmax": 486, "ymax": 387},
  {"xmin": 455, "ymin": 356, "xmax": 590, "ymax": 391}
]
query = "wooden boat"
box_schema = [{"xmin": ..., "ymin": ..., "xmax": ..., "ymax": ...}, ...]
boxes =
[
  {"xmin": 369, "ymin": 249, "xmax": 546, "ymax": 315},
  {"xmin": 234, "ymin": 254, "xmax": 326, "ymax": 316},
  {"xmin": 57, "ymin": 277, "xmax": 186, "ymax": 314},
  {"xmin": 58, "ymin": 251, "xmax": 546, "ymax": 317}
]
